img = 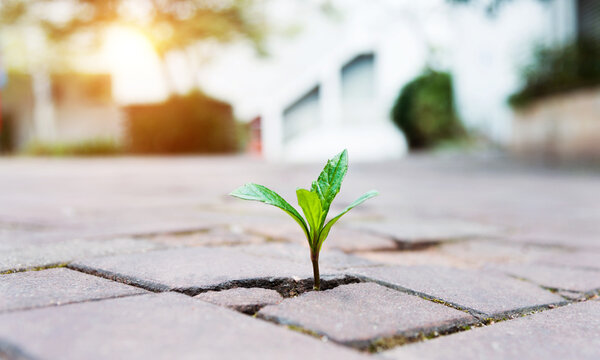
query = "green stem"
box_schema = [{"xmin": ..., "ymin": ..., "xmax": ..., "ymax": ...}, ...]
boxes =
[{"xmin": 311, "ymin": 251, "xmax": 320, "ymax": 291}]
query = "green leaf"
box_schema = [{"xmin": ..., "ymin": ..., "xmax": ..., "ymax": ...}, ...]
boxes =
[
  {"xmin": 230, "ymin": 183, "xmax": 309, "ymax": 239},
  {"xmin": 311, "ymin": 149, "xmax": 348, "ymax": 213},
  {"xmin": 296, "ymin": 188, "xmax": 324, "ymax": 247},
  {"xmin": 316, "ymin": 190, "xmax": 379, "ymax": 251}
]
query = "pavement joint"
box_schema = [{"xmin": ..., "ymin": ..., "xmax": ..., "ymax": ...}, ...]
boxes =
[
  {"xmin": 0, "ymin": 262, "xmax": 69, "ymax": 275},
  {"xmin": 351, "ymin": 273, "xmax": 569, "ymax": 321}
]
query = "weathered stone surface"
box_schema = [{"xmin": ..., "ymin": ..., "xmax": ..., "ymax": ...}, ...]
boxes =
[
  {"xmin": 384, "ymin": 300, "xmax": 600, "ymax": 360},
  {"xmin": 195, "ymin": 287, "xmax": 283, "ymax": 314},
  {"xmin": 492, "ymin": 264, "xmax": 600, "ymax": 293},
  {"xmin": 70, "ymin": 245, "xmax": 354, "ymax": 295},
  {"xmin": 353, "ymin": 266, "xmax": 565, "ymax": 319},
  {"xmin": 259, "ymin": 283, "xmax": 476, "ymax": 348},
  {"xmin": 356, "ymin": 240, "xmax": 563, "ymax": 269},
  {"xmin": 236, "ymin": 243, "xmax": 376, "ymax": 269},
  {"xmin": 0, "ymin": 268, "xmax": 146, "ymax": 313},
  {"xmin": 349, "ymin": 218, "xmax": 500, "ymax": 245},
  {"xmin": 0, "ymin": 292, "xmax": 370, "ymax": 360},
  {"xmin": 147, "ymin": 226, "xmax": 265, "ymax": 248},
  {"xmin": 539, "ymin": 251, "xmax": 600, "ymax": 271},
  {"xmin": 0, "ymin": 238, "xmax": 160, "ymax": 273},
  {"xmin": 242, "ymin": 222, "xmax": 398, "ymax": 252}
]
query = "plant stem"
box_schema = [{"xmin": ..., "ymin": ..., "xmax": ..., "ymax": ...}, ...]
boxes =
[{"xmin": 311, "ymin": 251, "xmax": 320, "ymax": 291}]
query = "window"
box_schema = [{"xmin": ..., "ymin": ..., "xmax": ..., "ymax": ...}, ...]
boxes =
[
  {"xmin": 340, "ymin": 53, "xmax": 376, "ymax": 124},
  {"xmin": 283, "ymin": 86, "xmax": 320, "ymax": 141},
  {"xmin": 578, "ymin": 0, "xmax": 600, "ymax": 43}
]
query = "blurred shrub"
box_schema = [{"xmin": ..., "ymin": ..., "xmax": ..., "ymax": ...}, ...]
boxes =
[
  {"xmin": 125, "ymin": 92, "xmax": 238, "ymax": 154},
  {"xmin": 391, "ymin": 70, "xmax": 465, "ymax": 150},
  {"xmin": 25, "ymin": 138, "xmax": 121, "ymax": 156},
  {"xmin": 509, "ymin": 38, "xmax": 600, "ymax": 108}
]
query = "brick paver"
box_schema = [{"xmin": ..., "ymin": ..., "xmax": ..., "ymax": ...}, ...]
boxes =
[
  {"xmin": 196, "ymin": 287, "xmax": 283, "ymax": 314},
  {"xmin": 1, "ymin": 156, "xmax": 599, "ymax": 359},
  {"xmin": 69, "ymin": 244, "xmax": 358, "ymax": 295},
  {"xmin": 0, "ymin": 268, "xmax": 145, "ymax": 313},
  {"xmin": 352, "ymin": 265, "xmax": 565, "ymax": 319},
  {"xmin": 383, "ymin": 301, "xmax": 600, "ymax": 360},
  {"xmin": 259, "ymin": 283, "xmax": 477, "ymax": 348},
  {"xmin": 0, "ymin": 293, "xmax": 370, "ymax": 360}
]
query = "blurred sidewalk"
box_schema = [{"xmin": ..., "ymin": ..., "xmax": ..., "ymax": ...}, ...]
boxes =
[{"xmin": 0, "ymin": 154, "xmax": 599, "ymax": 359}]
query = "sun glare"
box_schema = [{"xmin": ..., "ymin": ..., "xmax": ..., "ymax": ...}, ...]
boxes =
[{"xmin": 104, "ymin": 26, "xmax": 169, "ymax": 104}]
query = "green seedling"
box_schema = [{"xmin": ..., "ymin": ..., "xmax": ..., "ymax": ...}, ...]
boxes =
[{"xmin": 230, "ymin": 149, "xmax": 378, "ymax": 290}]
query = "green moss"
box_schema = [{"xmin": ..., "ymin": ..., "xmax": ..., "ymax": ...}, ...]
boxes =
[
  {"xmin": 286, "ymin": 325, "xmax": 322, "ymax": 339},
  {"xmin": 0, "ymin": 262, "xmax": 69, "ymax": 275}
]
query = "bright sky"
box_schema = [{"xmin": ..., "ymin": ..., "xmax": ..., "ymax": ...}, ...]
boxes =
[{"xmin": 103, "ymin": 26, "xmax": 169, "ymax": 105}]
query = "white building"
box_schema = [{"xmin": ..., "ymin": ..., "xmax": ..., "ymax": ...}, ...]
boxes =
[{"xmin": 189, "ymin": 0, "xmax": 582, "ymax": 162}]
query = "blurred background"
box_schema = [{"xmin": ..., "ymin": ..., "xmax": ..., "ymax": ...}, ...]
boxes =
[{"xmin": 0, "ymin": 0, "xmax": 598, "ymax": 163}]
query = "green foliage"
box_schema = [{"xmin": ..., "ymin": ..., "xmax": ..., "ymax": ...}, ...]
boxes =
[
  {"xmin": 24, "ymin": 138, "xmax": 121, "ymax": 156},
  {"xmin": 509, "ymin": 38, "xmax": 600, "ymax": 108},
  {"xmin": 0, "ymin": 0, "xmax": 267, "ymax": 60},
  {"xmin": 124, "ymin": 92, "xmax": 238, "ymax": 154},
  {"xmin": 391, "ymin": 70, "xmax": 465, "ymax": 150},
  {"xmin": 230, "ymin": 149, "xmax": 378, "ymax": 290}
]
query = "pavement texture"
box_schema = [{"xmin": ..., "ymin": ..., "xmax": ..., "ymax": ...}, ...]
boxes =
[{"xmin": 0, "ymin": 154, "xmax": 599, "ymax": 359}]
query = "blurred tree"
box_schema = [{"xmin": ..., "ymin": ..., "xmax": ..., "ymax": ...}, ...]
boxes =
[
  {"xmin": 0, "ymin": 0, "xmax": 267, "ymax": 143},
  {"xmin": 0, "ymin": 0, "xmax": 267, "ymax": 88}
]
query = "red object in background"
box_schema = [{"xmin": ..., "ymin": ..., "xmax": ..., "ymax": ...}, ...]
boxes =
[{"xmin": 248, "ymin": 116, "xmax": 262, "ymax": 155}]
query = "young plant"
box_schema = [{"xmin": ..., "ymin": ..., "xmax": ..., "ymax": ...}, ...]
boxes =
[{"xmin": 230, "ymin": 149, "xmax": 378, "ymax": 290}]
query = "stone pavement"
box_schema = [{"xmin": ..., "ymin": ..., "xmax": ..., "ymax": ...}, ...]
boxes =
[{"xmin": 0, "ymin": 154, "xmax": 599, "ymax": 359}]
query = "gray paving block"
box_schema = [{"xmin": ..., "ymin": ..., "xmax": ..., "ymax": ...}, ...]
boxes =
[
  {"xmin": 353, "ymin": 266, "xmax": 565, "ymax": 319},
  {"xmin": 492, "ymin": 263, "xmax": 600, "ymax": 293},
  {"xmin": 350, "ymin": 218, "xmax": 500, "ymax": 244},
  {"xmin": 0, "ymin": 292, "xmax": 370, "ymax": 360},
  {"xmin": 70, "ymin": 245, "xmax": 354, "ymax": 295},
  {"xmin": 236, "ymin": 243, "xmax": 376, "ymax": 269},
  {"xmin": 540, "ymin": 251, "xmax": 600, "ymax": 271},
  {"xmin": 0, "ymin": 238, "xmax": 161, "ymax": 273},
  {"xmin": 355, "ymin": 240, "xmax": 564, "ymax": 270},
  {"xmin": 147, "ymin": 226, "xmax": 266, "ymax": 248},
  {"xmin": 0, "ymin": 268, "xmax": 146, "ymax": 313},
  {"xmin": 195, "ymin": 288, "xmax": 283, "ymax": 314},
  {"xmin": 383, "ymin": 300, "xmax": 600, "ymax": 360},
  {"xmin": 242, "ymin": 222, "xmax": 398, "ymax": 252},
  {"xmin": 259, "ymin": 283, "xmax": 476, "ymax": 348}
]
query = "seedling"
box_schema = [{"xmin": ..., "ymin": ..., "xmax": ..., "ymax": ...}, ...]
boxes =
[{"xmin": 230, "ymin": 149, "xmax": 378, "ymax": 290}]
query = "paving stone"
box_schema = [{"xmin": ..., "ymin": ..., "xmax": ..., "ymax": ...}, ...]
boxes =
[
  {"xmin": 383, "ymin": 300, "xmax": 600, "ymax": 360},
  {"xmin": 491, "ymin": 263, "xmax": 600, "ymax": 293},
  {"xmin": 0, "ymin": 292, "xmax": 370, "ymax": 360},
  {"xmin": 352, "ymin": 266, "xmax": 565, "ymax": 319},
  {"xmin": 349, "ymin": 218, "xmax": 501, "ymax": 245},
  {"xmin": 242, "ymin": 222, "xmax": 398, "ymax": 252},
  {"xmin": 0, "ymin": 268, "xmax": 145, "ymax": 313},
  {"xmin": 70, "ymin": 245, "xmax": 353, "ymax": 295},
  {"xmin": 0, "ymin": 238, "xmax": 161, "ymax": 273},
  {"xmin": 147, "ymin": 226, "xmax": 266, "ymax": 248},
  {"xmin": 539, "ymin": 251, "xmax": 600, "ymax": 271},
  {"xmin": 195, "ymin": 288, "xmax": 283, "ymax": 314},
  {"xmin": 259, "ymin": 283, "xmax": 477, "ymax": 348},
  {"xmin": 236, "ymin": 243, "xmax": 377, "ymax": 270},
  {"xmin": 356, "ymin": 240, "xmax": 566, "ymax": 269}
]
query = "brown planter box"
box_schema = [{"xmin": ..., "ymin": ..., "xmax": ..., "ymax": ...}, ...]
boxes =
[{"xmin": 511, "ymin": 87, "xmax": 600, "ymax": 162}]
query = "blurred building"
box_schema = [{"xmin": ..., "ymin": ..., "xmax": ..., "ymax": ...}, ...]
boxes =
[
  {"xmin": 511, "ymin": 0, "xmax": 600, "ymax": 162},
  {"xmin": 1, "ymin": 73, "xmax": 123, "ymax": 151},
  {"xmin": 192, "ymin": 0, "xmax": 561, "ymax": 161}
]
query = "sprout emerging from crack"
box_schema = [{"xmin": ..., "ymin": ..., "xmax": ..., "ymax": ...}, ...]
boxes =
[{"xmin": 230, "ymin": 149, "xmax": 378, "ymax": 290}]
